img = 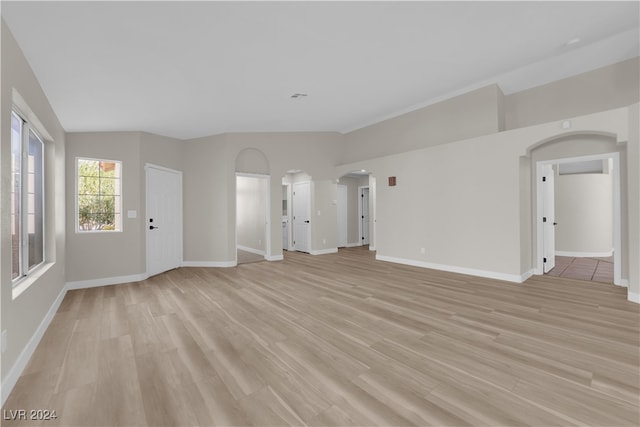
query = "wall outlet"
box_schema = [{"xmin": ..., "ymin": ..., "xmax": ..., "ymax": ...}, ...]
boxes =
[
  {"xmin": 1, "ymin": 330, "xmax": 7, "ymax": 353},
  {"xmin": 420, "ymin": 247, "xmax": 426, "ymax": 255},
  {"xmin": 258, "ymin": 239, "xmax": 262, "ymax": 246},
  {"xmin": 322, "ymin": 238, "xmax": 327, "ymax": 244}
]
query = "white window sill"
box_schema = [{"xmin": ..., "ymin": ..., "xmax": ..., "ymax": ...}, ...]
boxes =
[{"xmin": 12, "ymin": 262, "xmax": 55, "ymax": 300}]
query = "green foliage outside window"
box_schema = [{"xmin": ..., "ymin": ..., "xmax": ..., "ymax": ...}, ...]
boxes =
[{"xmin": 77, "ymin": 159, "xmax": 121, "ymax": 231}]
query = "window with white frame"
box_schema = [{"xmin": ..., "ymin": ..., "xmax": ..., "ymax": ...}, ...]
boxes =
[
  {"xmin": 76, "ymin": 158, "xmax": 122, "ymax": 232},
  {"xmin": 11, "ymin": 110, "xmax": 45, "ymax": 283}
]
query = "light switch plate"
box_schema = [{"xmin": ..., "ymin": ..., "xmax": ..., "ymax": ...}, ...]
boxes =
[{"xmin": 127, "ymin": 210, "xmax": 137, "ymax": 219}]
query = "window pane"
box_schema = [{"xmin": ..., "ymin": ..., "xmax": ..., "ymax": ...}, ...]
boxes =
[
  {"xmin": 11, "ymin": 113, "xmax": 22, "ymax": 280},
  {"xmin": 77, "ymin": 158, "xmax": 121, "ymax": 231},
  {"xmin": 78, "ymin": 176, "xmax": 99, "ymax": 195},
  {"xmin": 28, "ymin": 129, "xmax": 44, "ymax": 269},
  {"xmin": 78, "ymin": 159, "xmax": 99, "ymax": 177}
]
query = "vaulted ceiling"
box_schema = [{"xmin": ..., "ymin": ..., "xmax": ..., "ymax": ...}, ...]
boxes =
[{"xmin": 3, "ymin": 1, "xmax": 638, "ymax": 139}]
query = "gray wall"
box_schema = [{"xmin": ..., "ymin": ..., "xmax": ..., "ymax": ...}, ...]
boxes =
[
  {"xmin": 505, "ymin": 57, "xmax": 640, "ymax": 130},
  {"xmin": 336, "ymin": 108, "xmax": 634, "ymax": 286},
  {"xmin": 341, "ymin": 84, "xmax": 504, "ymax": 163},
  {"xmin": 555, "ymin": 170, "xmax": 613, "ymax": 255},
  {"xmin": 65, "ymin": 131, "xmax": 183, "ymax": 282},
  {"xmin": 1, "ymin": 21, "xmax": 66, "ymax": 389}
]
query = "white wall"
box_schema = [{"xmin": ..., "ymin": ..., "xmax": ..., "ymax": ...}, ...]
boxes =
[
  {"xmin": 555, "ymin": 171, "xmax": 613, "ymax": 256},
  {"xmin": 1, "ymin": 21, "xmax": 66, "ymax": 401}
]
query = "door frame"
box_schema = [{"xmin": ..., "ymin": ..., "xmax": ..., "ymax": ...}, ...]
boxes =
[
  {"xmin": 337, "ymin": 184, "xmax": 348, "ymax": 248},
  {"xmin": 535, "ymin": 152, "xmax": 622, "ymax": 286},
  {"xmin": 145, "ymin": 163, "xmax": 183, "ymax": 277},
  {"xmin": 235, "ymin": 172, "xmax": 271, "ymax": 262},
  {"xmin": 292, "ymin": 181, "xmax": 312, "ymax": 253},
  {"xmin": 358, "ymin": 185, "xmax": 370, "ymax": 246}
]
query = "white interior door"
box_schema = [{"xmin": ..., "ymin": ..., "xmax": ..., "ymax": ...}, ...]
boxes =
[
  {"xmin": 337, "ymin": 185, "xmax": 348, "ymax": 248},
  {"xmin": 360, "ymin": 187, "xmax": 370, "ymax": 245},
  {"xmin": 542, "ymin": 164, "xmax": 556, "ymax": 273},
  {"xmin": 293, "ymin": 182, "xmax": 311, "ymax": 253},
  {"xmin": 146, "ymin": 165, "xmax": 182, "ymax": 277}
]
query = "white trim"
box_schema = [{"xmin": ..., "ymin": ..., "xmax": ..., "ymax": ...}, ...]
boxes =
[
  {"xmin": 628, "ymin": 292, "xmax": 639, "ymax": 304},
  {"xmin": 617, "ymin": 278, "xmax": 629, "ymax": 288},
  {"xmin": 144, "ymin": 163, "xmax": 182, "ymax": 174},
  {"xmin": 1, "ymin": 284, "xmax": 67, "ymax": 406},
  {"xmin": 520, "ymin": 269, "xmax": 535, "ymax": 282},
  {"xmin": 266, "ymin": 254, "xmax": 284, "ymax": 261},
  {"xmin": 555, "ymin": 250, "xmax": 613, "ymax": 258},
  {"xmin": 346, "ymin": 242, "xmax": 360, "ymax": 248},
  {"xmin": 237, "ymin": 245, "xmax": 266, "ymax": 256},
  {"xmin": 376, "ymin": 254, "xmax": 528, "ymax": 283},
  {"xmin": 66, "ymin": 273, "xmax": 148, "ymax": 290},
  {"xmin": 182, "ymin": 260, "xmax": 237, "ymax": 268},
  {"xmin": 358, "ymin": 185, "xmax": 370, "ymax": 246},
  {"xmin": 310, "ymin": 248, "xmax": 339, "ymax": 256},
  {"xmin": 369, "ymin": 245, "xmax": 376, "ymax": 251},
  {"xmin": 76, "ymin": 156, "xmax": 123, "ymax": 233}
]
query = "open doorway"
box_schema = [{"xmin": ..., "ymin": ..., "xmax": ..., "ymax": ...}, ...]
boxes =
[
  {"xmin": 236, "ymin": 173, "xmax": 270, "ymax": 265},
  {"xmin": 536, "ymin": 153, "xmax": 621, "ymax": 285},
  {"xmin": 337, "ymin": 170, "xmax": 376, "ymax": 250},
  {"xmin": 283, "ymin": 171, "xmax": 312, "ymax": 254}
]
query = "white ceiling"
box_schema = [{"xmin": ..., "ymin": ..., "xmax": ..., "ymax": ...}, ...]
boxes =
[{"xmin": 3, "ymin": 1, "xmax": 639, "ymax": 140}]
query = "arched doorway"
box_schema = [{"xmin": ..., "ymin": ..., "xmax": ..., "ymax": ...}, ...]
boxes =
[
  {"xmin": 528, "ymin": 133, "xmax": 625, "ymax": 286},
  {"xmin": 235, "ymin": 148, "xmax": 270, "ymax": 264}
]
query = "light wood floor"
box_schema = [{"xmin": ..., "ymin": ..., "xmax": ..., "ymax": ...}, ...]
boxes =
[
  {"xmin": 237, "ymin": 249, "xmax": 265, "ymax": 265},
  {"xmin": 3, "ymin": 247, "xmax": 639, "ymax": 426}
]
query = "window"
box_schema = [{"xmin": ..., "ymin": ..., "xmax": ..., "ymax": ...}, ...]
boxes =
[
  {"xmin": 77, "ymin": 158, "xmax": 122, "ymax": 232},
  {"xmin": 11, "ymin": 110, "xmax": 45, "ymax": 283}
]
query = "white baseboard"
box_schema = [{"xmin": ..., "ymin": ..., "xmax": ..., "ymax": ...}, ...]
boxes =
[
  {"xmin": 376, "ymin": 254, "xmax": 527, "ymax": 283},
  {"xmin": 555, "ymin": 250, "xmax": 613, "ymax": 258},
  {"xmin": 628, "ymin": 292, "xmax": 639, "ymax": 304},
  {"xmin": 266, "ymin": 254, "xmax": 284, "ymax": 261},
  {"xmin": 1, "ymin": 284, "xmax": 68, "ymax": 406},
  {"xmin": 66, "ymin": 273, "xmax": 148, "ymax": 290},
  {"xmin": 237, "ymin": 245, "xmax": 265, "ymax": 256},
  {"xmin": 520, "ymin": 269, "xmax": 535, "ymax": 282},
  {"xmin": 346, "ymin": 242, "xmax": 360, "ymax": 248},
  {"xmin": 310, "ymin": 248, "xmax": 339, "ymax": 256},
  {"xmin": 369, "ymin": 245, "xmax": 376, "ymax": 251},
  {"xmin": 182, "ymin": 260, "xmax": 237, "ymax": 267}
]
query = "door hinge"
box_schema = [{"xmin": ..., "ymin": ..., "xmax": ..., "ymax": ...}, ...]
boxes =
[
  {"xmin": 543, "ymin": 217, "xmax": 547, "ymax": 222},
  {"xmin": 543, "ymin": 257, "xmax": 547, "ymax": 263}
]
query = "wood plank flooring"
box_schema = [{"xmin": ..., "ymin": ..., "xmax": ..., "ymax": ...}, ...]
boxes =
[{"xmin": 3, "ymin": 247, "xmax": 639, "ymax": 426}]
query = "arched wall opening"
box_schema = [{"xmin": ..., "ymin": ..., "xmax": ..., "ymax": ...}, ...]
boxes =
[
  {"xmin": 235, "ymin": 148, "xmax": 271, "ymax": 264},
  {"xmin": 526, "ymin": 133, "xmax": 627, "ymax": 286}
]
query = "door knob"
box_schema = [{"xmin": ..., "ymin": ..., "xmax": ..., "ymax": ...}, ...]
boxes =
[{"xmin": 149, "ymin": 225, "xmax": 159, "ymax": 230}]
